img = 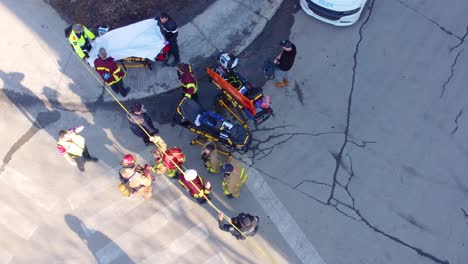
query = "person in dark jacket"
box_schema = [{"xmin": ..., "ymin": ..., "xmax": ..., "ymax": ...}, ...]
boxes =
[
  {"xmin": 155, "ymin": 12, "xmax": 180, "ymax": 66},
  {"xmin": 217, "ymin": 212, "xmax": 259, "ymax": 240},
  {"xmin": 94, "ymin": 48, "xmax": 130, "ymax": 97},
  {"xmin": 127, "ymin": 103, "xmax": 159, "ymax": 145},
  {"xmin": 273, "ymin": 40, "xmax": 297, "ymax": 87}
]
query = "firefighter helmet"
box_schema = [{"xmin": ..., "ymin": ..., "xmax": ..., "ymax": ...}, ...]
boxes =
[
  {"xmin": 184, "ymin": 169, "xmax": 198, "ymax": 181},
  {"xmin": 121, "ymin": 154, "xmax": 136, "ymax": 167}
]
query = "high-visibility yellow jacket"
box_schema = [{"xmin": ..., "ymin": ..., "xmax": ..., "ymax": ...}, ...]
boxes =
[
  {"xmin": 57, "ymin": 133, "xmax": 85, "ymax": 156},
  {"xmin": 68, "ymin": 26, "xmax": 95, "ymax": 59},
  {"xmin": 222, "ymin": 163, "xmax": 248, "ymax": 197}
]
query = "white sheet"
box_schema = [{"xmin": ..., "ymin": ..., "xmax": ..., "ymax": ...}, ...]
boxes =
[{"xmin": 88, "ymin": 19, "xmax": 165, "ymax": 67}]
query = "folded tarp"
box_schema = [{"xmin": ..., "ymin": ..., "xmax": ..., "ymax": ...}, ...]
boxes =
[{"xmin": 88, "ymin": 19, "xmax": 165, "ymax": 67}]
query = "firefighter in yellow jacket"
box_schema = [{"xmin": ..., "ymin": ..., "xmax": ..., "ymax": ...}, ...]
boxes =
[
  {"xmin": 201, "ymin": 142, "xmax": 222, "ymax": 174},
  {"xmin": 221, "ymin": 163, "xmax": 248, "ymax": 198},
  {"xmin": 57, "ymin": 125, "xmax": 98, "ymax": 172},
  {"xmin": 68, "ymin": 23, "xmax": 95, "ymax": 60}
]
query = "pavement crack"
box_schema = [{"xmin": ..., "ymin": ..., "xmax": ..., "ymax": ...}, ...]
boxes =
[
  {"xmin": 292, "ymin": 1, "xmax": 450, "ymax": 262},
  {"xmin": 348, "ymin": 140, "xmax": 376, "ymax": 148},
  {"xmin": 248, "ymin": 130, "xmax": 343, "ymax": 161},
  {"xmin": 450, "ymin": 109, "xmax": 463, "ymax": 135},
  {"xmin": 356, "ymin": 209, "xmax": 449, "ymax": 264},
  {"xmin": 327, "ymin": 0, "xmax": 375, "ymax": 204},
  {"xmin": 462, "ymin": 208, "xmax": 468, "ymax": 218},
  {"xmin": 440, "ymin": 49, "xmax": 464, "ymax": 98},
  {"xmin": 450, "ymin": 25, "xmax": 468, "ymax": 52},
  {"xmin": 392, "ymin": 0, "xmax": 462, "ymax": 42}
]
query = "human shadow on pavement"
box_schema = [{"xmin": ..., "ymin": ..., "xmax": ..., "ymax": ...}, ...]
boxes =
[
  {"xmin": 0, "ymin": 71, "xmax": 61, "ymax": 174},
  {"xmin": 65, "ymin": 214, "xmax": 135, "ymax": 264},
  {"xmin": 0, "ymin": 70, "xmax": 125, "ymax": 177}
]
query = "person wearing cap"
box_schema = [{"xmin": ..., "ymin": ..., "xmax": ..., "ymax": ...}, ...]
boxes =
[
  {"xmin": 94, "ymin": 47, "xmax": 131, "ymax": 97},
  {"xmin": 119, "ymin": 154, "xmax": 154, "ymax": 199},
  {"xmin": 221, "ymin": 162, "xmax": 248, "ymax": 198},
  {"xmin": 57, "ymin": 125, "xmax": 98, "ymax": 172},
  {"xmin": 151, "ymin": 147, "xmax": 185, "ymax": 178},
  {"xmin": 127, "ymin": 103, "xmax": 159, "ymax": 145},
  {"xmin": 155, "ymin": 12, "xmax": 180, "ymax": 66},
  {"xmin": 177, "ymin": 63, "xmax": 198, "ymax": 100},
  {"xmin": 68, "ymin": 23, "xmax": 95, "ymax": 60},
  {"xmin": 178, "ymin": 169, "xmax": 211, "ymax": 204},
  {"xmin": 273, "ymin": 40, "xmax": 297, "ymax": 88},
  {"xmin": 201, "ymin": 142, "xmax": 222, "ymax": 174},
  {"xmin": 217, "ymin": 212, "xmax": 259, "ymax": 240}
]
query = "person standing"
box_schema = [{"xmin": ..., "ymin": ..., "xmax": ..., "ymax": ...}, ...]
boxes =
[
  {"xmin": 221, "ymin": 163, "xmax": 248, "ymax": 198},
  {"xmin": 273, "ymin": 40, "xmax": 297, "ymax": 88},
  {"xmin": 119, "ymin": 154, "xmax": 153, "ymax": 200},
  {"xmin": 57, "ymin": 125, "xmax": 98, "ymax": 172},
  {"xmin": 178, "ymin": 169, "xmax": 211, "ymax": 204},
  {"xmin": 68, "ymin": 23, "xmax": 95, "ymax": 61},
  {"xmin": 177, "ymin": 63, "xmax": 198, "ymax": 100},
  {"xmin": 151, "ymin": 147, "xmax": 185, "ymax": 178},
  {"xmin": 155, "ymin": 12, "xmax": 180, "ymax": 66},
  {"xmin": 94, "ymin": 48, "xmax": 130, "ymax": 97},
  {"xmin": 201, "ymin": 142, "xmax": 222, "ymax": 174},
  {"xmin": 127, "ymin": 103, "xmax": 159, "ymax": 145},
  {"xmin": 217, "ymin": 212, "xmax": 259, "ymax": 240}
]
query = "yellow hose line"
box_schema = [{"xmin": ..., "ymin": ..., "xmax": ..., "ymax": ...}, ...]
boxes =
[{"xmin": 72, "ymin": 50, "xmax": 276, "ymax": 264}]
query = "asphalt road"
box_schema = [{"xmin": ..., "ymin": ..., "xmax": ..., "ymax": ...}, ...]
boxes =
[{"xmin": 1, "ymin": 0, "xmax": 468, "ymax": 263}]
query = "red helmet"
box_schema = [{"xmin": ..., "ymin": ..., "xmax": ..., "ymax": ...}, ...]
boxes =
[{"xmin": 121, "ymin": 154, "xmax": 136, "ymax": 167}]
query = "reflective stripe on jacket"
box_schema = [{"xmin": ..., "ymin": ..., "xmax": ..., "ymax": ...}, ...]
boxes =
[
  {"xmin": 222, "ymin": 165, "xmax": 248, "ymax": 197},
  {"xmin": 57, "ymin": 133, "xmax": 85, "ymax": 156},
  {"xmin": 94, "ymin": 57, "xmax": 126, "ymax": 85},
  {"xmin": 68, "ymin": 27, "xmax": 95, "ymax": 58},
  {"xmin": 179, "ymin": 174, "xmax": 211, "ymax": 198}
]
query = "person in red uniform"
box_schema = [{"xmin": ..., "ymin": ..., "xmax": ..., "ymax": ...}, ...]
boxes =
[
  {"xmin": 94, "ymin": 47, "xmax": 130, "ymax": 97},
  {"xmin": 177, "ymin": 63, "xmax": 198, "ymax": 100},
  {"xmin": 178, "ymin": 169, "xmax": 211, "ymax": 204},
  {"xmin": 151, "ymin": 147, "xmax": 185, "ymax": 178}
]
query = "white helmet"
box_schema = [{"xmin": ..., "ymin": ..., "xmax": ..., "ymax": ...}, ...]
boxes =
[{"xmin": 184, "ymin": 169, "xmax": 198, "ymax": 181}]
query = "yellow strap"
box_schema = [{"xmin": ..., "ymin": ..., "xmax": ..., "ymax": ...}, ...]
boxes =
[{"xmin": 69, "ymin": 46, "xmax": 277, "ymax": 264}]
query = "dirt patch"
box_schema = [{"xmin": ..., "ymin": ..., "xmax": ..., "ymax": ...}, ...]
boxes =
[{"xmin": 46, "ymin": 0, "xmax": 215, "ymax": 29}]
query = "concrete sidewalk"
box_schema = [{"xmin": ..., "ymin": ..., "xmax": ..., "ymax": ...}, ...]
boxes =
[{"xmin": 0, "ymin": 0, "xmax": 283, "ymax": 106}]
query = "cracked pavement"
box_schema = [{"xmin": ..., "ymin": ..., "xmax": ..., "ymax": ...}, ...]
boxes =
[{"xmin": 246, "ymin": 0, "xmax": 468, "ymax": 263}]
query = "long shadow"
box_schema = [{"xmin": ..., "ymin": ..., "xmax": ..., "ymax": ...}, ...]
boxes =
[
  {"xmin": 65, "ymin": 214, "xmax": 135, "ymax": 264},
  {"xmin": 0, "ymin": 71, "xmax": 61, "ymax": 174}
]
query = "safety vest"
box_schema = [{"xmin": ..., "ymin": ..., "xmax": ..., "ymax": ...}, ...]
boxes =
[
  {"xmin": 68, "ymin": 26, "xmax": 95, "ymax": 59},
  {"xmin": 57, "ymin": 133, "xmax": 85, "ymax": 156}
]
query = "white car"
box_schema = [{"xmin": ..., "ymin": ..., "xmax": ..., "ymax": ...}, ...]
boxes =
[{"xmin": 300, "ymin": 0, "xmax": 368, "ymax": 26}]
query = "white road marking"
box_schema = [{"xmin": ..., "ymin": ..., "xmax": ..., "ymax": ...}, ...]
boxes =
[
  {"xmin": 203, "ymin": 253, "xmax": 227, "ymax": 264},
  {"xmin": 246, "ymin": 166, "xmax": 326, "ymax": 264},
  {"xmin": 0, "ymin": 201, "xmax": 37, "ymax": 240},
  {"xmin": 96, "ymin": 197, "xmax": 192, "ymax": 264},
  {"xmin": 0, "ymin": 247, "xmax": 12, "ymax": 264},
  {"xmin": 0, "ymin": 167, "xmax": 59, "ymax": 211},
  {"xmin": 140, "ymin": 223, "xmax": 210, "ymax": 264}
]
